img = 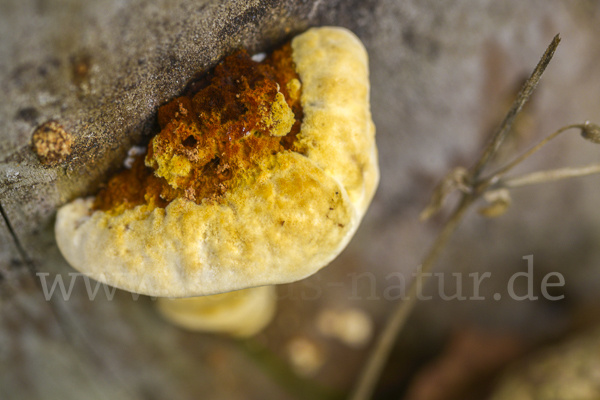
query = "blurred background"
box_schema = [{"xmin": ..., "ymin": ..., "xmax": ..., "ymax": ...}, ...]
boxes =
[{"xmin": 2, "ymin": 0, "xmax": 600, "ymax": 399}]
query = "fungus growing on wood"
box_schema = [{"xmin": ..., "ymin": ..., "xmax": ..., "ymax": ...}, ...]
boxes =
[
  {"xmin": 32, "ymin": 121, "xmax": 73, "ymax": 166},
  {"xmin": 55, "ymin": 27, "xmax": 378, "ymax": 335},
  {"xmin": 157, "ymin": 286, "xmax": 276, "ymax": 337}
]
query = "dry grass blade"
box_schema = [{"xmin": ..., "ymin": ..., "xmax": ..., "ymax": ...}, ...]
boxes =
[
  {"xmin": 349, "ymin": 34, "xmax": 562, "ymax": 400},
  {"xmin": 471, "ymin": 34, "xmax": 561, "ymax": 179},
  {"xmin": 502, "ymin": 163, "xmax": 600, "ymax": 188}
]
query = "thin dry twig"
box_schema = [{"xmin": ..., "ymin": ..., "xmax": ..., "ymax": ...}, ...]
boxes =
[
  {"xmin": 480, "ymin": 123, "xmax": 584, "ymax": 187},
  {"xmin": 349, "ymin": 197, "xmax": 474, "ymax": 400},
  {"xmin": 501, "ymin": 163, "xmax": 600, "ymax": 188},
  {"xmin": 471, "ymin": 34, "xmax": 561, "ymax": 180},
  {"xmin": 349, "ymin": 35, "xmax": 562, "ymax": 400}
]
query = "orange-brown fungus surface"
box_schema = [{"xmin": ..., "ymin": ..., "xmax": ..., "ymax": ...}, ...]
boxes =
[{"xmin": 93, "ymin": 43, "xmax": 304, "ymax": 214}]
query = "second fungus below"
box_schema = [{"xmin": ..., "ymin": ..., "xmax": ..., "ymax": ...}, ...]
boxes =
[{"xmin": 55, "ymin": 27, "xmax": 379, "ymax": 298}]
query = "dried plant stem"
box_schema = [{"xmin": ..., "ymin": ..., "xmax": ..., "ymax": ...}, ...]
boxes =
[
  {"xmin": 349, "ymin": 35, "xmax": 561, "ymax": 400},
  {"xmin": 349, "ymin": 196, "xmax": 474, "ymax": 400},
  {"xmin": 482, "ymin": 123, "xmax": 585, "ymax": 186},
  {"xmin": 471, "ymin": 34, "xmax": 561, "ymax": 179},
  {"xmin": 502, "ymin": 163, "xmax": 600, "ymax": 188}
]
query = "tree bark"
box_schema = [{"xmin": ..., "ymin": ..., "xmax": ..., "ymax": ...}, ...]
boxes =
[{"xmin": 2, "ymin": 1, "xmax": 600, "ymax": 399}]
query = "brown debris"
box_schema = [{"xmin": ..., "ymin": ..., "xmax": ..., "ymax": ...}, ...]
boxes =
[
  {"xmin": 404, "ymin": 327, "xmax": 525, "ymax": 400},
  {"xmin": 31, "ymin": 121, "xmax": 73, "ymax": 166},
  {"xmin": 71, "ymin": 54, "xmax": 92, "ymax": 85}
]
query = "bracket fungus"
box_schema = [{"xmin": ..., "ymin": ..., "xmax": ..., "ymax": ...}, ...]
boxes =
[
  {"xmin": 157, "ymin": 286, "xmax": 277, "ymax": 337},
  {"xmin": 55, "ymin": 27, "xmax": 378, "ymax": 335}
]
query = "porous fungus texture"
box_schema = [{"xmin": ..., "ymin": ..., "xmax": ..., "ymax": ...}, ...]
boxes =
[
  {"xmin": 55, "ymin": 27, "xmax": 379, "ymax": 297},
  {"xmin": 32, "ymin": 121, "xmax": 73, "ymax": 166},
  {"xmin": 93, "ymin": 43, "xmax": 304, "ymax": 215}
]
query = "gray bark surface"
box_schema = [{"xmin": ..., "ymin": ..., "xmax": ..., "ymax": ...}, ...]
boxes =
[{"xmin": 2, "ymin": 0, "xmax": 600, "ymax": 398}]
